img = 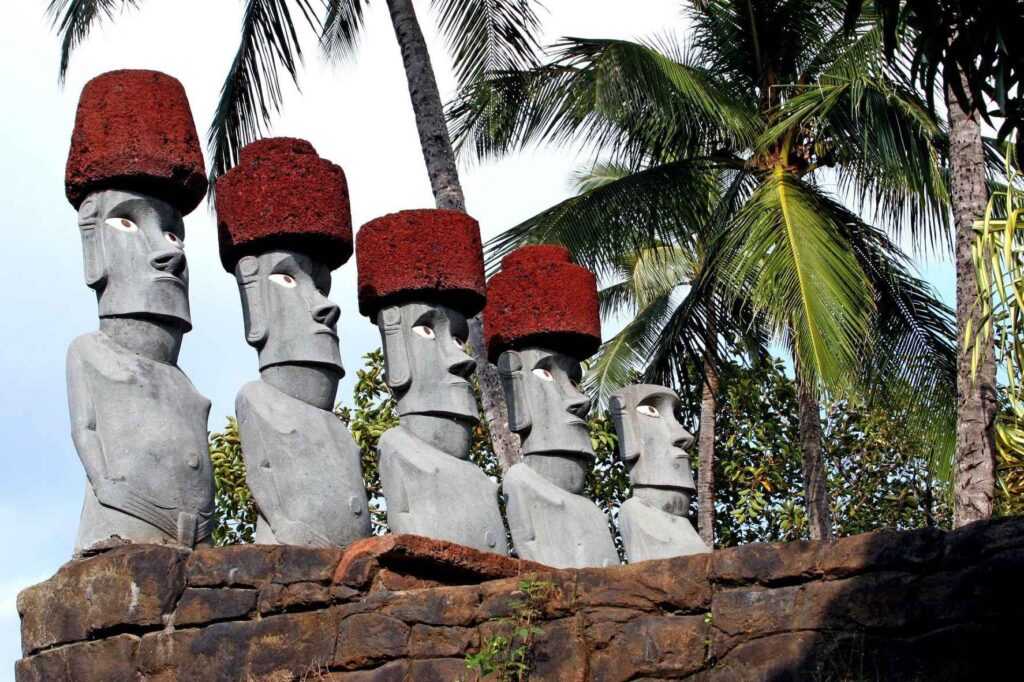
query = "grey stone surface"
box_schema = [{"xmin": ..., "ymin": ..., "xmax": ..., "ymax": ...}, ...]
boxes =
[
  {"xmin": 68, "ymin": 189, "xmax": 214, "ymax": 553},
  {"xmin": 497, "ymin": 347, "xmax": 618, "ymax": 568},
  {"xmin": 610, "ymin": 384, "xmax": 709, "ymax": 562},
  {"xmin": 376, "ymin": 302, "xmax": 507, "ymax": 554},
  {"xmin": 233, "ymin": 251, "xmax": 370, "ymax": 547}
]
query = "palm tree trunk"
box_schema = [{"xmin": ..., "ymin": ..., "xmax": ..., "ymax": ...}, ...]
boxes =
[
  {"xmin": 384, "ymin": 0, "xmax": 520, "ymax": 472},
  {"xmin": 797, "ymin": 368, "xmax": 832, "ymax": 541},
  {"xmin": 946, "ymin": 71, "xmax": 997, "ymax": 527},
  {"xmin": 697, "ymin": 305, "xmax": 718, "ymax": 548},
  {"xmin": 384, "ymin": 0, "xmax": 464, "ymax": 211}
]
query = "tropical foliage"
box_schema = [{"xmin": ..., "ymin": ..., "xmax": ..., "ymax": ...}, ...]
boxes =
[
  {"xmin": 449, "ymin": 0, "xmax": 958, "ymax": 539},
  {"xmin": 209, "ymin": 349, "xmax": 949, "ymax": 548},
  {"xmin": 968, "ymin": 146, "xmax": 1024, "ymax": 517}
]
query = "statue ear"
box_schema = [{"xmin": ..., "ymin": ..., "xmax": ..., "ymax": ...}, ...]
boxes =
[
  {"xmin": 235, "ymin": 256, "xmax": 268, "ymax": 346},
  {"xmin": 497, "ymin": 350, "xmax": 531, "ymax": 433},
  {"xmin": 379, "ymin": 306, "xmax": 411, "ymax": 390},
  {"xmin": 77, "ymin": 196, "xmax": 106, "ymax": 289},
  {"xmin": 609, "ymin": 394, "xmax": 641, "ymax": 463}
]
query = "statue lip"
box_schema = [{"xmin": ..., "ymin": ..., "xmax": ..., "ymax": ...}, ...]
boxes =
[
  {"xmin": 565, "ymin": 416, "xmax": 587, "ymax": 426},
  {"xmin": 153, "ymin": 274, "xmax": 186, "ymax": 287},
  {"xmin": 314, "ymin": 327, "xmax": 339, "ymax": 340}
]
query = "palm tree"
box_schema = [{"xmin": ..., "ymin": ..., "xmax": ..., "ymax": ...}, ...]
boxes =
[
  {"xmin": 840, "ymin": 0, "xmax": 1010, "ymax": 528},
  {"xmin": 450, "ymin": 0, "xmax": 957, "ymax": 541},
  {"xmin": 49, "ymin": 0, "xmax": 543, "ymax": 470}
]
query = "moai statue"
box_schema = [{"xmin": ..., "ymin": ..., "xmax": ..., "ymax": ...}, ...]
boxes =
[
  {"xmin": 484, "ymin": 245, "xmax": 619, "ymax": 568},
  {"xmin": 356, "ymin": 209, "xmax": 507, "ymax": 554},
  {"xmin": 64, "ymin": 70, "xmax": 214, "ymax": 553},
  {"xmin": 610, "ymin": 384, "xmax": 710, "ymax": 562},
  {"xmin": 216, "ymin": 138, "xmax": 370, "ymax": 548}
]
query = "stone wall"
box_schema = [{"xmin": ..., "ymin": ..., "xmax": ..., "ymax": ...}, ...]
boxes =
[{"xmin": 16, "ymin": 519, "xmax": 1024, "ymax": 681}]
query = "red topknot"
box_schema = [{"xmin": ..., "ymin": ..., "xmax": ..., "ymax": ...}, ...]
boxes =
[
  {"xmin": 65, "ymin": 70, "xmax": 207, "ymax": 213},
  {"xmin": 356, "ymin": 209, "xmax": 486, "ymax": 320},
  {"xmin": 215, "ymin": 137, "xmax": 352, "ymax": 272},
  {"xmin": 483, "ymin": 244, "xmax": 601, "ymax": 362}
]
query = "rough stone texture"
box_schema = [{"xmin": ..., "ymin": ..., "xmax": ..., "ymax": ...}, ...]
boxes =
[
  {"xmin": 65, "ymin": 70, "xmax": 207, "ymax": 213},
  {"xmin": 484, "ymin": 244, "xmax": 601, "ymax": 362},
  {"xmin": 215, "ymin": 137, "xmax": 352, "ymax": 271},
  {"xmin": 17, "ymin": 520, "xmax": 1024, "ymax": 680},
  {"xmin": 355, "ymin": 209, "xmax": 486, "ymax": 319}
]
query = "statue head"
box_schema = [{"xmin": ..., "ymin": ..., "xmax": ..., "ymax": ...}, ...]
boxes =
[
  {"xmin": 217, "ymin": 138, "xmax": 353, "ymax": 408},
  {"xmin": 610, "ymin": 384, "xmax": 696, "ymax": 516},
  {"xmin": 357, "ymin": 209, "xmax": 487, "ymax": 454},
  {"xmin": 498, "ymin": 347, "xmax": 593, "ymax": 493},
  {"xmin": 484, "ymin": 245, "xmax": 602, "ymax": 493},
  {"xmin": 66, "ymin": 70, "xmax": 207, "ymax": 331},
  {"xmin": 77, "ymin": 189, "xmax": 191, "ymax": 328},
  {"xmin": 234, "ymin": 250, "xmax": 342, "ymax": 374}
]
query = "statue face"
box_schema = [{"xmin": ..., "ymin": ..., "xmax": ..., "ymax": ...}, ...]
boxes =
[
  {"xmin": 234, "ymin": 251, "xmax": 342, "ymax": 373},
  {"xmin": 611, "ymin": 384, "xmax": 695, "ymax": 493},
  {"xmin": 378, "ymin": 302, "xmax": 476, "ymax": 421},
  {"xmin": 499, "ymin": 347, "xmax": 593, "ymax": 459},
  {"xmin": 78, "ymin": 189, "xmax": 190, "ymax": 328}
]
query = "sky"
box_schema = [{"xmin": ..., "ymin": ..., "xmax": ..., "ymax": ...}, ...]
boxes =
[{"xmin": 0, "ymin": 0, "xmax": 956, "ymax": 675}]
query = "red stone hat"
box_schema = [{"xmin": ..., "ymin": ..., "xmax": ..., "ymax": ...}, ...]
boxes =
[
  {"xmin": 65, "ymin": 70, "xmax": 208, "ymax": 213},
  {"xmin": 484, "ymin": 244, "xmax": 601, "ymax": 362},
  {"xmin": 356, "ymin": 209, "xmax": 486, "ymax": 320},
  {"xmin": 215, "ymin": 137, "xmax": 352, "ymax": 272}
]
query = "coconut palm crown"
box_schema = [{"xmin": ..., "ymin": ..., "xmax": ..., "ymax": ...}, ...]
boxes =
[{"xmin": 449, "ymin": 0, "xmax": 959, "ymax": 539}]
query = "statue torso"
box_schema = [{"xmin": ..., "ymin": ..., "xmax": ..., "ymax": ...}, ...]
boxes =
[
  {"xmin": 378, "ymin": 426, "xmax": 507, "ymax": 554},
  {"xmin": 236, "ymin": 380, "xmax": 370, "ymax": 547},
  {"xmin": 619, "ymin": 497, "xmax": 709, "ymax": 563},
  {"xmin": 70, "ymin": 332, "xmax": 214, "ymax": 514},
  {"xmin": 502, "ymin": 462, "xmax": 619, "ymax": 568}
]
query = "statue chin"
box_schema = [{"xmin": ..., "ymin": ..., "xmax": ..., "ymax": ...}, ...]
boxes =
[
  {"xmin": 633, "ymin": 486, "xmax": 692, "ymax": 517},
  {"xmin": 525, "ymin": 453, "xmax": 590, "ymax": 494},
  {"xmin": 400, "ymin": 413, "xmax": 475, "ymax": 457}
]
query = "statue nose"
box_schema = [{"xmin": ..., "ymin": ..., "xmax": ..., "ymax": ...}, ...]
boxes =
[
  {"xmin": 312, "ymin": 301, "xmax": 340, "ymax": 329},
  {"xmin": 447, "ymin": 353, "xmax": 476, "ymax": 379},
  {"xmin": 566, "ymin": 394, "xmax": 591, "ymax": 420},
  {"xmin": 673, "ymin": 429, "xmax": 695, "ymax": 450},
  {"xmin": 150, "ymin": 249, "xmax": 186, "ymax": 276}
]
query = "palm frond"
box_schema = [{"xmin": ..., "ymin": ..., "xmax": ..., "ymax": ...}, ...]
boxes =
[
  {"xmin": 719, "ymin": 170, "xmax": 875, "ymax": 393},
  {"xmin": 842, "ymin": 211, "xmax": 957, "ymax": 482},
  {"xmin": 763, "ymin": 72, "xmax": 950, "ymax": 247},
  {"xmin": 449, "ymin": 37, "xmax": 756, "ymax": 166},
  {"xmin": 321, "ymin": 0, "xmax": 367, "ymax": 61},
  {"xmin": 208, "ymin": 0, "xmax": 319, "ymax": 185},
  {"xmin": 48, "ymin": 0, "xmax": 140, "ymax": 83},
  {"xmin": 484, "ymin": 160, "xmax": 719, "ymax": 278},
  {"xmin": 431, "ymin": 0, "xmax": 542, "ymax": 92}
]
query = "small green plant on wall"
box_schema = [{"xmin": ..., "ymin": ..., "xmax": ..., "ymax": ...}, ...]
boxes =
[{"xmin": 464, "ymin": 577, "xmax": 554, "ymax": 681}]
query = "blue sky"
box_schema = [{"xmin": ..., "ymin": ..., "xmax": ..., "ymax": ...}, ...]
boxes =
[{"xmin": 0, "ymin": 0, "xmax": 956, "ymax": 675}]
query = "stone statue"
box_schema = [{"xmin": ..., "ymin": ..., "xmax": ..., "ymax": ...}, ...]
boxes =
[
  {"xmin": 610, "ymin": 384, "xmax": 710, "ymax": 562},
  {"xmin": 356, "ymin": 209, "xmax": 507, "ymax": 554},
  {"xmin": 64, "ymin": 70, "xmax": 214, "ymax": 553},
  {"xmin": 216, "ymin": 138, "xmax": 370, "ymax": 547},
  {"xmin": 485, "ymin": 245, "xmax": 618, "ymax": 568}
]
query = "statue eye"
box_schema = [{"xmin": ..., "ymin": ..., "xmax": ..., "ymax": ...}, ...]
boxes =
[
  {"xmin": 164, "ymin": 232, "xmax": 183, "ymax": 247},
  {"xmin": 452, "ymin": 336, "xmax": 466, "ymax": 350},
  {"xmin": 636, "ymin": 404, "xmax": 661, "ymax": 418},
  {"xmin": 412, "ymin": 325, "xmax": 436, "ymax": 339},
  {"xmin": 532, "ymin": 368, "xmax": 554, "ymax": 382},
  {"xmin": 268, "ymin": 274, "xmax": 297, "ymax": 288},
  {"xmin": 105, "ymin": 217, "xmax": 138, "ymax": 232}
]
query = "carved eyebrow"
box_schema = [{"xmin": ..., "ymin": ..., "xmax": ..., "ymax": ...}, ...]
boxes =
[{"xmin": 412, "ymin": 308, "xmax": 438, "ymax": 327}]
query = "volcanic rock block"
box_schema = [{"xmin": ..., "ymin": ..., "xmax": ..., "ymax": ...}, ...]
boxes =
[
  {"xmin": 65, "ymin": 70, "xmax": 207, "ymax": 213},
  {"xmin": 356, "ymin": 209, "xmax": 486, "ymax": 319},
  {"xmin": 215, "ymin": 137, "xmax": 352, "ymax": 271},
  {"xmin": 483, "ymin": 244, "xmax": 601, "ymax": 361}
]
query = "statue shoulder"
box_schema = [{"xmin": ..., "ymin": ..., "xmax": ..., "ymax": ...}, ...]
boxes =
[{"xmin": 66, "ymin": 332, "xmax": 105, "ymax": 366}]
